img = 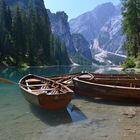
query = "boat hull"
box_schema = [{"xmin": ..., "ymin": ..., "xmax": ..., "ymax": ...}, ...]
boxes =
[
  {"xmin": 73, "ymin": 78, "xmax": 140, "ymax": 101},
  {"xmin": 38, "ymin": 93, "xmax": 72, "ymax": 110},
  {"xmin": 20, "ymin": 86, "xmax": 73, "ymax": 110}
]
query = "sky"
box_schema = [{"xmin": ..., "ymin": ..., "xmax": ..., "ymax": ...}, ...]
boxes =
[{"xmin": 44, "ymin": 0, "xmax": 120, "ymax": 20}]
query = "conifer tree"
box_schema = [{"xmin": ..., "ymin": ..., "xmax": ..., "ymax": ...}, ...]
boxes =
[
  {"xmin": 121, "ymin": 0, "xmax": 140, "ymax": 57},
  {"xmin": 5, "ymin": 6, "xmax": 12, "ymax": 32},
  {"xmin": 0, "ymin": 0, "xmax": 7, "ymax": 60},
  {"xmin": 0, "ymin": 0, "xmax": 12, "ymax": 64},
  {"xmin": 26, "ymin": 0, "xmax": 52, "ymax": 66},
  {"xmin": 40, "ymin": 9, "xmax": 52, "ymax": 65},
  {"xmin": 26, "ymin": 1, "xmax": 38, "ymax": 65},
  {"xmin": 11, "ymin": 6, "xmax": 26, "ymax": 66}
]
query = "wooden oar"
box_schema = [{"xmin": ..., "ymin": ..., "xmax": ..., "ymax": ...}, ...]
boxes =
[
  {"xmin": 0, "ymin": 77, "xmax": 16, "ymax": 84},
  {"xmin": 0, "ymin": 78, "xmax": 33, "ymax": 88}
]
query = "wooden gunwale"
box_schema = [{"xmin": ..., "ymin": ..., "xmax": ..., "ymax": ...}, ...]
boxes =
[{"xmin": 74, "ymin": 78, "xmax": 140, "ymax": 89}]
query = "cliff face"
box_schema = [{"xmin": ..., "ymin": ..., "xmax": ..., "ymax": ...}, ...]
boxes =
[
  {"xmin": 70, "ymin": 3, "xmax": 116, "ymax": 42},
  {"xmin": 98, "ymin": 15, "xmax": 125, "ymax": 54},
  {"xmin": 47, "ymin": 10, "xmax": 93, "ymax": 62},
  {"xmin": 72, "ymin": 34, "xmax": 92, "ymax": 60},
  {"xmin": 69, "ymin": 2, "xmax": 126, "ymax": 65},
  {"xmin": 69, "ymin": 2, "xmax": 125, "ymax": 56},
  {"xmin": 47, "ymin": 10, "xmax": 76, "ymax": 55}
]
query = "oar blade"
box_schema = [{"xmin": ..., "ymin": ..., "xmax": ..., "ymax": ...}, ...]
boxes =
[{"xmin": 0, "ymin": 78, "xmax": 15, "ymax": 84}]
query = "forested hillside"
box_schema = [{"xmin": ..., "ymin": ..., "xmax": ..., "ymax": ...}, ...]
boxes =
[{"xmin": 0, "ymin": 0, "xmax": 71, "ymax": 66}]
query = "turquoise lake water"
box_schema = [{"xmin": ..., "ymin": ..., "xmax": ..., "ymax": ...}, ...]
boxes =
[{"xmin": 0, "ymin": 66, "xmax": 124, "ymax": 140}]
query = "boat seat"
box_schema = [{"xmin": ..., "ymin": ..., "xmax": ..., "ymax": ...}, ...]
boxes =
[
  {"xmin": 26, "ymin": 79, "xmax": 41, "ymax": 83},
  {"xmin": 26, "ymin": 84, "xmax": 48, "ymax": 87},
  {"xmin": 79, "ymin": 75, "xmax": 94, "ymax": 80}
]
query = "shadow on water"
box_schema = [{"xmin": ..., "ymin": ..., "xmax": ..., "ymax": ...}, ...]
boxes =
[
  {"xmin": 30, "ymin": 103, "xmax": 87, "ymax": 126},
  {"xmin": 67, "ymin": 104, "xmax": 87, "ymax": 122},
  {"xmin": 75, "ymin": 95, "xmax": 140, "ymax": 107}
]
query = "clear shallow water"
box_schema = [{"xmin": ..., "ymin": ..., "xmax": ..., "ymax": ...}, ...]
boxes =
[{"xmin": 0, "ymin": 66, "xmax": 126, "ymax": 140}]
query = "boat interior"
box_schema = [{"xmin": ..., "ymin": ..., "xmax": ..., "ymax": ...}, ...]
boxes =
[
  {"xmin": 77, "ymin": 74, "xmax": 140, "ymax": 88},
  {"xmin": 21, "ymin": 76, "xmax": 68, "ymax": 95}
]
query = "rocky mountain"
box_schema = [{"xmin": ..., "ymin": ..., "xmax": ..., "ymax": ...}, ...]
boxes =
[
  {"xmin": 98, "ymin": 15, "xmax": 124, "ymax": 53},
  {"xmin": 69, "ymin": 2, "xmax": 126, "ymax": 64},
  {"xmin": 70, "ymin": 2, "xmax": 116, "ymax": 42},
  {"xmin": 47, "ymin": 10, "xmax": 76, "ymax": 55},
  {"xmin": 72, "ymin": 34, "xmax": 92, "ymax": 60},
  {"xmin": 47, "ymin": 10, "xmax": 92, "ymax": 64}
]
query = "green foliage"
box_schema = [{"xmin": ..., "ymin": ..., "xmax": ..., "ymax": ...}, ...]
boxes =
[
  {"xmin": 0, "ymin": 0, "xmax": 12, "ymax": 64},
  {"xmin": 12, "ymin": 6, "xmax": 26, "ymax": 66},
  {"xmin": 0, "ymin": 0, "xmax": 71, "ymax": 66},
  {"xmin": 121, "ymin": 57, "xmax": 136, "ymax": 68},
  {"xmin": 51, "ymin": 36, "xmax": 71, "ymax": 65},
  {"xmin": 121, "ymin": 0, "xmax": 140, "ymax": 58}
]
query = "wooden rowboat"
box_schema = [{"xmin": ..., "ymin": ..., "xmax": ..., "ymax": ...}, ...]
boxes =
[
  {"xmin": 47, "ymin": 72, "xmax": 140, "ymax": 82},
  {"xmin": 19, "ymin": 74, "xmax": 73, "ymax": 110},
  {"xmin": 73, "ymin": 76, "xmax": 140, "ymax": 101},
  {"xmin": 46, "ymin": 72, "xmax": 140, "ymax": 90}
]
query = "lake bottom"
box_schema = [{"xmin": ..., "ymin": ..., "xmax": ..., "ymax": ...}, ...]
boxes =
[{"xmin": 0, "ymin": 85, "xmax": 140, "ymax": 140}]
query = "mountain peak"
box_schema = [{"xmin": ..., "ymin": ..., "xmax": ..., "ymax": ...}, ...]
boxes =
[
  {"xmin": 94, "ymin": 2, "xmax": 114, "ymax": 9},
  {"xmin": 69, "ymin": 2, "xmax": 125, "ymax": 60},
  {"xmin": 69, "ymin": 2, "xmax": 117, "ymax": 42},
  {"xmin": 55, "ymin": 11, "xmax": 68, "ymax": 21}
]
